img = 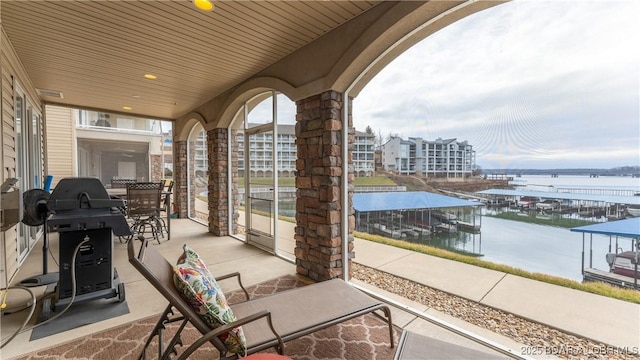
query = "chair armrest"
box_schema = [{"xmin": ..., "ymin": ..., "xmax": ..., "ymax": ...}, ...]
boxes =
[
  {"xmin": 215, "ymin": 272, "xmax": 250, "ymax": 301},
  {"xmin": 176, "ymin": 309, "xmax": 284, "ymax": 360}
]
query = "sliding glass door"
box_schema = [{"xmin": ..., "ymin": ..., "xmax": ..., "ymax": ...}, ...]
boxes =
[{"xmin": 15, "ymin": 85, "xmax": 44, "ymax": 263}]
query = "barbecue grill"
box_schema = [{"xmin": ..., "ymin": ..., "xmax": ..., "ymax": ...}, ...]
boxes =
[{"xmin": 42, "ymin": 177, "xmax": 131, "ymax": 318}]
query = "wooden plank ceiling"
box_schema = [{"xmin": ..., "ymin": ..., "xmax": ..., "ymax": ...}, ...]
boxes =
[{"xmin": 1, "ymin": 0, "xmax": 378, "ymax": 120}]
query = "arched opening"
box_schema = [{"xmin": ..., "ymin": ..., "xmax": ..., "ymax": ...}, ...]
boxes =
[
  {"xmin": 186, "ymin": 122, "xmax": 209, "ymax": 223},
  {"xmin": 348, "ymin": 1, "xmax": 638, "ymax": 283},
  {"xmin": 229, "ymin": 91, "xmax": 297, "ymax": 261}
]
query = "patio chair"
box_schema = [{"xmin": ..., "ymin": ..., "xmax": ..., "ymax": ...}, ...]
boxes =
[
  {"xmin": 128, "ymin": 238, "xmax": 394, "ymax": 360},
  {"xmin": 126, "ymin": 182, "xmax": 165, "ymax": 244},
  {"xmin": 111, "ymin": 178, "xmax": 136, "ymax": 188},
  {"xmin": 159, "ymin": 179, "xmax": 174, "ymax": 234}
]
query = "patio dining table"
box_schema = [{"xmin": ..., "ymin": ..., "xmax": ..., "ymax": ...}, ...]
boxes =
[{"xmin": 106, "ymin": 187, "xmax": 172, "ymax": 240}]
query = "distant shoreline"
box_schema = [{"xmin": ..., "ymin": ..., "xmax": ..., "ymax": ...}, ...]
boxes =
[{"xmin": 483, "ymin": 168, "xmax": 640, "ymax": 177}]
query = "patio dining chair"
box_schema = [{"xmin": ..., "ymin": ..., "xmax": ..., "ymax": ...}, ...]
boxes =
[
  {"xmin": 111, "ymin": 178, "xmax": 136, "ymax": 189},
  {"xmin": 159, "ymin": 179, "xmax": 174, "ymax": 234},
  {"xmin": 126, "ymin": 182, "xmax": 165, "ymax": 244}
]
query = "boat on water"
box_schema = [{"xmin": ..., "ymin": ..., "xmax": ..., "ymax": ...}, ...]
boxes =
[
  {"xmin": 583, "ymin": 251, "xmax": 640, "ymax": 289},
  {"xmin": 607, "ymin": 251, "xmax": 640, "ymax": 278},
  {"xmin": 571, "ymin": 217, "xmax": 640, "ymax": 290},
  {"xmin": 627, "ymin": 191, "xmax": 640, "ymax": 216},
  {"xmin": 516, "ymin": 196, "xmax": 539, "ymax": 208},
  {"xmin": 371, "ymin": 223, "xmax": 405, "ymax": 239},
  {"xmin": 430, "ymin": 211, "xmax": 458, "ymax": 225},
  {"xmin": 626, "ymin": 205, "xmax": 640, "ymax": 217},
  {"xmin": 535, "ymin": 199, "xmax": 560, "ymax": 211}
]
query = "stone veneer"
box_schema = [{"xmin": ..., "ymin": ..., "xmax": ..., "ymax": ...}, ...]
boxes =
[
  {"xmin": 294, "ymin": 90, "xmax": 355, "ymax": 281},
  {"xmin": 173, "ymin": 140, "xmax": 192, "ymax": 219},
  {"xmin": 230, "ymin": 129, "xmax": 240, "ymax": 234},
  {"xmin": 150, "ymin": 154, "xmax": 163, "ymax": 182},
  {"xmin": 207, "ymin": 128, "xmax": 237, "ymax": 236}
]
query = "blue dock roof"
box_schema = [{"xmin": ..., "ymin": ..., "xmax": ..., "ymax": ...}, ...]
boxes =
[
  {"xmin": 353, "ymin": 191, "xmax": 482, "ymax": 212},
  {"xmin": 570, "ymin": 217, "xmax": 640, "ymax": 238}
]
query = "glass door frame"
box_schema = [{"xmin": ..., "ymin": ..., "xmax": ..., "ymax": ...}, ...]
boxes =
[
  {"xmin": 14, "ymin": 82, "xmax": 44, "ymax": 264},
  {"xmin": 186, "ymin": 122, "xmax": 208, "ymax": 224},
  {"xmin": 243, "ymin": 95, "xmax": 280, "ymax": 254}
]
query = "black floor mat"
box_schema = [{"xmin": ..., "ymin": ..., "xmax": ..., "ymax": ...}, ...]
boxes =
[{"xmin": 30, "ymin": 299, "xmax": 129, "ymax": 341}]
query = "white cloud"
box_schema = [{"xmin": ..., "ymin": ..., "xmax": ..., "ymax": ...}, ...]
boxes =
[{"xmin": 354, "ymin": 0, "xmax": 640, "ymax": 169}]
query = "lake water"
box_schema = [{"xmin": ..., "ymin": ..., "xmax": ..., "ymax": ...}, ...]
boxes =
[
  {"xmin": 418, "ymin": 175, "xmax": 639, "ymax": 281},
  {"xmin": 415, "ymin": 215, "xmax": 617, "ymax": 282}
]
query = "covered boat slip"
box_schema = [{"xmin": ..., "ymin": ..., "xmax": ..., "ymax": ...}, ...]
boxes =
[
  {"xmin": 476, "ymin": 188, "xmax": 640, "ymax": 218},
  {"xmin": 353, "ymin": 192, "xmax": 483, "ymax": 239},
  {"xmin": 477, "ymin": 189, "xmax": 640, "ymax": 206},
  {"xmin": 478, "ymin": 189, "xmax": 640, "ymax": 204},
  {"xmin": 571, "ymin": 217, "xmax": 640, "ymax": 289}
]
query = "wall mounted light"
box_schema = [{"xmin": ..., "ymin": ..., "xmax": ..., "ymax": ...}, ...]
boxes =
[{"xmin": 193, "ymin": 0, "xmax": 214, "ymax": 11}]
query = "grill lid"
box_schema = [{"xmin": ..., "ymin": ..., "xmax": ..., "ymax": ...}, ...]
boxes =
[
  {"xmin": 47, "ymin": 177, "xmax": 122, "ymax": 210},
  {"xmin": 47, "ymin": 177, "xmax": 131, "ymax": 236}
]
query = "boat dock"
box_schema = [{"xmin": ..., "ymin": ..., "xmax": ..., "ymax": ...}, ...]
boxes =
[
  {"xmin": 547, "ymin": 184, "xmax": 639, "ymax": 197},
  {"xmin": 458, "ymin": 220, "xmax": 481, "ymax": 232},
  {"xmin": 354, "ymin": 191, "xmax": 483, "ymax": 239},
  {"xmin": 583, "ymin": 268, "xmax": 638, "ymax": 289},
  {"xmin": 476, "ymin": 188, "xmax": 640, "ymax": 219},
  {"xmin": 571, "ymin": 217, "xmax": 640, "ymax": 290}
]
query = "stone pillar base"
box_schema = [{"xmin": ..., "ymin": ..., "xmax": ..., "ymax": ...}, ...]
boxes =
[{"xmin": 294, "ymin": 90, "xmax": 354, "ymax": 281}]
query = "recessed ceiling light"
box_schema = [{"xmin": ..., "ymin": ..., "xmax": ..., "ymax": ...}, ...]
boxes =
[
  {"xmin": 131, "ymin": 95, "xmax": 142, "ymax": 99},
  {"xmin": 144, "ymin": 74, "xmax": 157, "ymax": 80},
  {"xmin": 193, "ymin": 0, "xmax": 214, "ymax": 11},
  {"xmin": 123, "ymin": 106, "xmax": 133, "ymax": 110}
]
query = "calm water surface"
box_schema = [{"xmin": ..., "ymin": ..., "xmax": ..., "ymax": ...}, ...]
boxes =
[
  {"xmin": 473, "ymin": 217, "xmax": 615, "ymax": 281},
  {"xmin": 375, "ymin": 175, "xmax": 639, "ymax": 282}
]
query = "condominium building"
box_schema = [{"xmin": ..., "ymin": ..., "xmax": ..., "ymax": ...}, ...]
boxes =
[
  {"xmin": 237, "ymin": 124, "xmax": 297, "ymax": 178},
  {"xmin": 193, "ymin": 130, "xmax": 208, "ymax": 178},
  {"xmin": 237, "ymin": 125, "xmax": 375, "ymax": 177},
  {"xmin": 46, "ymin": 106, "xmax": 169, "ymax": 187},
  {"xmin": 353, "ymin": 131, "xmax": 376, "ymax": 177},
  {"xmin": 381, "ymin": 137, "xmax": 475, "ymax": 178}
]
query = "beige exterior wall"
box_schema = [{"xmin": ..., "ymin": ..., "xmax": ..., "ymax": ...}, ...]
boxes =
[
  {"xmin": 1, "ymin": 27, "xmax": 44, "ymax": 287},
  {"xmin": 45, "ymin": 105, "xmax": 76, "ymax": 188}
]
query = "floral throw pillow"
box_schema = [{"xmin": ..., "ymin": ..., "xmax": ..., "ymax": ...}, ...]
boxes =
[{"xmin": 173, "ymin": 244, "xmax": 247, "ymax": 357}]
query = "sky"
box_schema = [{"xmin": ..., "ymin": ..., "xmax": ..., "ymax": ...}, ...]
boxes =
[{"xmin": 352, "ymin": 0, "xmax": 640, "ymax": 170}]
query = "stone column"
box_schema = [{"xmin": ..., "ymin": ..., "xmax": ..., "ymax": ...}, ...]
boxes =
[
  {"xmin": 174, "ymin": 140, "xmax": 189, "ymax": 218},
  {"xmin": 294, "ymin": 90, "xmax": 354, "ymax": 282},
  {"xmin": 230, "ymin": 129, "xmax": 240, "ymax": 235},
  {"xmin": 150, "ymin": 154, "xmax": 162, "ymax": 181},
  {"xmin": 208, "ymin": 128, "xmax": 234, "ymax": 236}
]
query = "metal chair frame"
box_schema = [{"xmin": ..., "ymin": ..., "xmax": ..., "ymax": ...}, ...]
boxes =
[{"xmin": 126, "ymin": 182, "xmax": 165, "ymax": 244}]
